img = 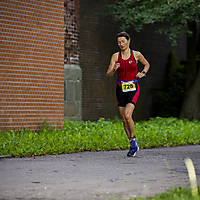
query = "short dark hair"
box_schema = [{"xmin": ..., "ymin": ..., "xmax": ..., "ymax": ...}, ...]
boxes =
[{"xmin": 116, "ymin": 32, "xmax": 130, "ymax": 41}]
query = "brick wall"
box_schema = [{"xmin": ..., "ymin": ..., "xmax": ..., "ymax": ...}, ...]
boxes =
[
  {"xmin": 0, "ymin": 0, "xmax": 65, "ymax": 131},
  {"xmin": 64, "ymin": 0, "xmax": 79, "ymax": 65},
  {"xmin": 80, "ymin": 0, "xmax": 119, "ymax": 121}
]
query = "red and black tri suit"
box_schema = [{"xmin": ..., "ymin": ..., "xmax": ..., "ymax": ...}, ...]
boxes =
[{"xmin": 116, "ymin": 50, "xmax": 140, "ymax": 107}]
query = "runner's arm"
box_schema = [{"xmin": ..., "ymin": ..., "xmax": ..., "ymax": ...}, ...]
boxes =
[
  {"xmin": 135, "ymin": 51, "xmax": 150, "ymax": 78},
  {"xmin": 106, "ymin": 53, "xmax": 119, "ymax": 77}
]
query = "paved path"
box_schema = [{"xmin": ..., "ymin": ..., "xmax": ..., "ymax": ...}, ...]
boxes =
[{"xmin": 0, "ymin": 145, "xmax": 200, "ymax": 200}]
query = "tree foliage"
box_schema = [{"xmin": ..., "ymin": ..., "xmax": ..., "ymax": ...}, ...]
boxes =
[{"xmin": 108, "ymin": 0, "xmax": 200, "ymax": 45}]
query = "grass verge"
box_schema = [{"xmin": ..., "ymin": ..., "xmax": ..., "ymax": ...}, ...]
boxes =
[
  {"xmin": 134, "ymin": 186, "xmax": 200, "ymax": 200},
  {"xmin": 0, "ymin": 117, "xmax": 199, "ymax": 157}
]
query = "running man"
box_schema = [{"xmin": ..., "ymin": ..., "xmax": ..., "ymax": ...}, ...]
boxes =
[{"xmin": 106, "ymin": 32, "xmax": 150, "ymax": 157}]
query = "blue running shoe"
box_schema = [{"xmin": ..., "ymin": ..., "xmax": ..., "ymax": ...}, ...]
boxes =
[{"xmin": 127, "ymin": 140, "xmax": 139, "ymax": 157}]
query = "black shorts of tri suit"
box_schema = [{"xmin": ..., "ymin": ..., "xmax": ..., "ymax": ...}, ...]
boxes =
[{"xmin": 116, "ymin": 82, "xmax": 140, "ymax": 107}]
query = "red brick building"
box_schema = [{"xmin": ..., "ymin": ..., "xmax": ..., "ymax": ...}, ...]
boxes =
[{"xmin": 0, "ymin": 0, "xmax": 65, "ymax": 131}]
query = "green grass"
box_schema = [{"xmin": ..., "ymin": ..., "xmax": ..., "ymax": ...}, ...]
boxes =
[
  {"xmin": 134, "ymin": 187, "xmax": 200, "ymax": 200},
  {"xmin": 0, "ymin": 117, "xmax": 200, "ymax": 157}
]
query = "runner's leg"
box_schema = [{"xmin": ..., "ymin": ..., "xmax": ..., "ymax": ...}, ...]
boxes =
[
  {"xmin": 125, "ymin": 103, "xmax": 139, "ymax": 157},
  {"xmin": 118, "ymin": 106, "xmax": 131, "ymax": 138},
  {"xmin": 124, "ymin": 103, "xmax": 135, "ymax": 138}
]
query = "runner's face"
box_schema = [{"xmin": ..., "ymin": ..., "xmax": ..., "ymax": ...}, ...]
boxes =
[{"xmin": 117, "ymin": 37, "xmax": 130, "ymax": 51}]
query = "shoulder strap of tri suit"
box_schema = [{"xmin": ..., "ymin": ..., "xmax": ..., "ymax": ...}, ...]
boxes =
[{"xmin": 132, "ymin": 50, "xmax": 138, "ymax": 64}]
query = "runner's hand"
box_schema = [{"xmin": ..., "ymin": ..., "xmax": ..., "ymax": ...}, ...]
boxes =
[
  {"xmin": 136, "ymin": 72, "xmax": 145, "ymax": 79},
  {"xmin": 113, "ymin": 63, "xmax": 120, "ymax": 72}
]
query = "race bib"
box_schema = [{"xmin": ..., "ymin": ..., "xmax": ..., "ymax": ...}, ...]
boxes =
[{"xmin": 121, "ymin": 81, "xmax": 136, "ymax": 92}]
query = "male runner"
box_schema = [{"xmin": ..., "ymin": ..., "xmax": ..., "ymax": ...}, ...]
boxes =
[{"xmin": 106, "ymin": 32, "xmax": 150, "ymax": 157}]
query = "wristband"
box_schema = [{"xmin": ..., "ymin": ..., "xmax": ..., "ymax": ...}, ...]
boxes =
[{"xmin": 141, "ymin": 71, "xmax": 146, "ymax": 76}]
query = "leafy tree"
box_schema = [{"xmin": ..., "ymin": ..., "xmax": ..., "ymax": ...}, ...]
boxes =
[{"xmin": 108, "ymin": 0, "xmax": 200, "ymax": 120}]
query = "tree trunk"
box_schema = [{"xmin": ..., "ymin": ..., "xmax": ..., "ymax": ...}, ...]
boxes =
[{"xmin": 180, "ymin": 21, "xmax": 200, "ymax": 120}]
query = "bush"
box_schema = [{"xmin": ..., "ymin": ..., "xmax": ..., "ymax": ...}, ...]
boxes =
[{"xmin": 0, "ymin": 117, "xmax": 199, "ymax": 157}]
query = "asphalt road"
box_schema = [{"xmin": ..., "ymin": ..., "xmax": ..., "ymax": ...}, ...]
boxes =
[{"xmin": 0, "ymin": 145, "xmax": 200, "ymax": 200}]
